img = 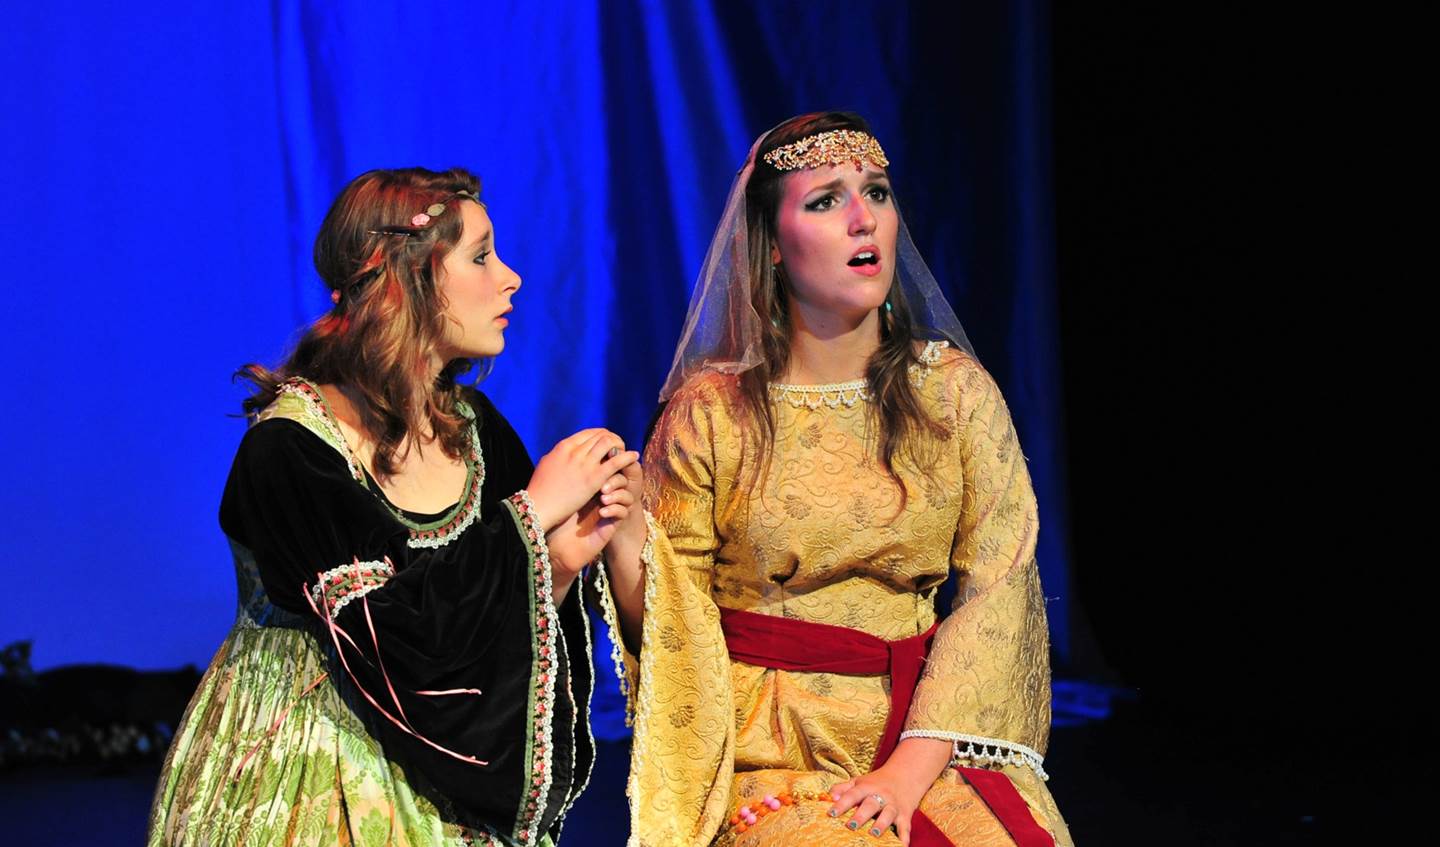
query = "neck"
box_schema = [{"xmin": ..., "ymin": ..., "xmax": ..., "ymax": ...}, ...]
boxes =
[
  {"xmin": 331, "ymin": 378, "xmax": 436, "ymax": 448},
  {"xmin": 782, "ymin": 301, "xmax": 882, "ymax": 384}
]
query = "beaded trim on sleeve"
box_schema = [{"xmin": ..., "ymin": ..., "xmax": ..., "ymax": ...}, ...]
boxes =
[
  {"xmin": 308, "ymin": 559, "xmax": 395, "ymax": 619},
  {"xmin": 768, "ymin": 340, "xmax": 947, "ymax": 409},
  {"xmin": 898, "ymin": 729, "xmax": 1049, "ymax": 780},
  {"xmin": 591, "ymin": 511, "xmax": 656, "ymax": 727},
  {"xmin": 504, "ymin": 490, "xmax": 560, "ymax": 844}
]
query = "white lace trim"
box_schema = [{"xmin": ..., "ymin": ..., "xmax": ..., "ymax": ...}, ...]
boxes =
[
  {"xmin": 307, "ymin": 560, "xmax": 395, "ymax": 619},
  {"xmin": 591, "ymin": 512, "xmax": 655, "ymax": 727},
  {"xmin": 626, "ymin": 511, "xmax": 663, "ymax": 842},
  {"xmin": 405, "ymin": 497, "xmax": 480, "ymax": 549},
  {"xmin": 898, "ymin": 729, "xmax": 1049, "ymax": 780},
  {"xmin": 591, "ymin": 558, "xmax": 632, "ymax": 724},
  {"xmin": 768, "ymin": 340, "xmax": 947, "ymax": 408}
]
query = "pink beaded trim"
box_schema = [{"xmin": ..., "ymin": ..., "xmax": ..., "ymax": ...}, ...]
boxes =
[
  {"xmin": 308, "ymin": 559, "xmax": 394, "ymax": 619},
  {"xmin": 728, "ymin": 791, "xmax": 826, "ymax": 834},
  {"xmin": 506, "ymin": 490, "xmax": 559, "ymax": 844}
]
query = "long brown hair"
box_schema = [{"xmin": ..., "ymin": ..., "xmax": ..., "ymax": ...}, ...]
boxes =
[
  {"xmin": 739, "ymin": 112, "xmax": 947, "ymax": 507},
  {"xmin": 239, "ymin": 167, "xmax": 482, "ymax": 478}
]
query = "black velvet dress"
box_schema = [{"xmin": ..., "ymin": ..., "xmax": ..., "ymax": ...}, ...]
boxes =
[{"xmin": 148, "ymin": 378, "xmax": 593, "ymax": 846}]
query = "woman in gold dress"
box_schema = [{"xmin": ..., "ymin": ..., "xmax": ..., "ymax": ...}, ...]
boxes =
[{"xmin": 597, "ymin": 112, "xmax": 1073, "ymax": 846}]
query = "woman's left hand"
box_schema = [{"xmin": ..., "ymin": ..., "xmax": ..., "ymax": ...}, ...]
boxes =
[
  {"xmin": 828, "ymin": 737, "xmax": 953, "ymax": 845},
  {"xmin": 547, "ymin": 475, "xmax": 632, "ymax": 575}
]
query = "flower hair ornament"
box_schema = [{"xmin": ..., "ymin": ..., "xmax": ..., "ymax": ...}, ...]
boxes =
[
  {"xmin": 334, "ymin": 189, "xmax": 483, "ymax": 305},
  {"xmin": 369, "ymin": 188, "xmax": 483, "ymax": 235}
]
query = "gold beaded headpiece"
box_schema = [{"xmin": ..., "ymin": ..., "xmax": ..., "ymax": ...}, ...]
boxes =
[{"xmin": 761, "ymin": 129, "xmax": 889, "ymax": 172}]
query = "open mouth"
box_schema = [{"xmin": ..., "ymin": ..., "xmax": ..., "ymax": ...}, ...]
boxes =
[{"xmin": 847, "ymin": 251, "xmax": 878, "ymax": 267}]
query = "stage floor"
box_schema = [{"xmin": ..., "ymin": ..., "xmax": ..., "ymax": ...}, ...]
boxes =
[{"xmin": 0, "ymin": 686, "xmax": 1324, "ymax": 846}]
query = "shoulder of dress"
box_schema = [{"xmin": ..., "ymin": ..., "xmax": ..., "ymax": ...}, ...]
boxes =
[
  {"xmin": 926, "ymin": 343, "xmax": 994, "ymax": 389},
  {"xmin": 669, "ymin": 369, "xmax": 741, "ymax": 410},
  {"xmin": 251, "ymin": 379, "xmax": 364, "ymax": 480}
]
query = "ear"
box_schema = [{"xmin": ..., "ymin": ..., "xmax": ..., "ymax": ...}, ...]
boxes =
[{"xmin": 770, "ymin": 243, "xmax": 782, "ymax": 266}]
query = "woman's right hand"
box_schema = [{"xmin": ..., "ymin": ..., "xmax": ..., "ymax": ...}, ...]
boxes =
[{"xmin": 526, "ymin": 428, "xmax": 639, "ymax": 532}]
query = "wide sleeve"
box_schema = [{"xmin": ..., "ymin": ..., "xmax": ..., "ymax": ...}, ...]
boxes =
[
  {"xmin": 592, "ymin": 378, "xmax": 737, "ymax": 847},
  {"xmin": 219, "ymin": 418, "xmax": 567, "ymax": 838},
  {"xmin": 900, "ymin": 363, "xmax": 1072, "ymax": 843}
]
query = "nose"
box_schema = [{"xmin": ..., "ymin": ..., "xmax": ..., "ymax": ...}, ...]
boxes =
[
  {"xmin": 848, "ymin": 191, "xmax": 877, "ymax": 236},
  {"xmin": 499, "ymin": 256, "xmax": 521, "ymax": 294}
]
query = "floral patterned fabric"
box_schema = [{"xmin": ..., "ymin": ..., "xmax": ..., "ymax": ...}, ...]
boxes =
[{"xmin": 605, "ymin": 344, "xmax": 1072, "ymax": 846}]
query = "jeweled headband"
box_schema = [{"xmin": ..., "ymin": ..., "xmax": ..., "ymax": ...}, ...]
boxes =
[{"xmin": 761, "ymin": 129, "xmax": 889, "ymax": 172}]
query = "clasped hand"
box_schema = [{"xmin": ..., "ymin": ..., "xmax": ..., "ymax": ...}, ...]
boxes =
[{"xmin": 527, "ymin": 428, "xmax": 643, "ymax": 574}]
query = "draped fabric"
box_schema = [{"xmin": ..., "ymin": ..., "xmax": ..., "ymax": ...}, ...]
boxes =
[{"xmin": 0, "ymin": 1, "xmax": 1071, "ymax": 694}]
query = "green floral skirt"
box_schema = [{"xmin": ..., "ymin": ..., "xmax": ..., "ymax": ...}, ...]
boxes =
[{"xmin": 147, "ymin": 620, "xmax": 540, "ymax": 846}]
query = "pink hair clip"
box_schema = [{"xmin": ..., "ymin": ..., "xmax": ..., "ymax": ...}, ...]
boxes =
[{"xmin": 411, "ymin": 212, "xmax": 432, "ymax": 227}]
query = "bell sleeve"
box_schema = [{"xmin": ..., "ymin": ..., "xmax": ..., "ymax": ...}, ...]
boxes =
[
  {"xmin": 591, "ymin": 376, "xmax": 737, "ymax": 847},
  {"xmin": 899, "ymin": 361, "xmax": 1071, "ymax": 842}
]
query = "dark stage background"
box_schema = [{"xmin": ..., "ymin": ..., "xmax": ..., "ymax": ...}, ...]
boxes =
[{"xmin": 1, "ymin": 1, "xmax": 1327, "ymax": 844}]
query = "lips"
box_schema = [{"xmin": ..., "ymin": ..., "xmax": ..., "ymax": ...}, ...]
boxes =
[
  {"xmin": 847, "ymin": 249, "xmax": 879, "ymax": 267},
  {"xmin": 847, "ymin": 246, "xmax": 882, "ymax": 276}
]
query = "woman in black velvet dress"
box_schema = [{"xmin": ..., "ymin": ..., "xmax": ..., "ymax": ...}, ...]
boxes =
[{"xmin": 148, "ymin": 167, "xmax": 643, "ymax": 846}]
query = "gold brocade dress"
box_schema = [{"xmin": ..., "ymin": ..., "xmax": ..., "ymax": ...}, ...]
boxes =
[{"xmin": 598, "ymin": 342, "xmax": 1072, "ymax": 847}]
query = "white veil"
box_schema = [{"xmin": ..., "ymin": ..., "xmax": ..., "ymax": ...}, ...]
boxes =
[{"xmin": 657, "ymin": 127, "xmax": 974, "ymax": 402}]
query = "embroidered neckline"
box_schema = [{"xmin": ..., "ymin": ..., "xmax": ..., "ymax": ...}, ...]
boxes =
[
  {"xmin": 270, "ymin": 379, "xmax": 486, "ymax": 548},
  {"xmin": 768, "ymin": 340, "xmax": 947, "ymax": 409}
]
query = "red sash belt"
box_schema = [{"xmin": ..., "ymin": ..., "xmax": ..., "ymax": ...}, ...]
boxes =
[{"xmin": 719, "ymin": 606, "xmax": 1054, "ymax": 847}]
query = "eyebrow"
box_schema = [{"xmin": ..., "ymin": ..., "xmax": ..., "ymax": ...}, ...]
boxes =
[
  {"xmin": 805, "ymin": 170, "xmax": 891, "ymax": 193},
  {"xmin": 463, "ymin": 229, "xmax": 493, "ymax": 250}
]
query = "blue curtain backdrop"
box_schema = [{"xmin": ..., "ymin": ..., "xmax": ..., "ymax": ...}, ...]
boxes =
[{"xmin": 0, "ymin": 1, "xmax": 1069, "ymax": 716}]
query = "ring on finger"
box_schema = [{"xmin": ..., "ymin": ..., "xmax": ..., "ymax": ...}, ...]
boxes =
[{"xmin": 869, "ymin": 793, "xmax": 886, "ymax": 808}]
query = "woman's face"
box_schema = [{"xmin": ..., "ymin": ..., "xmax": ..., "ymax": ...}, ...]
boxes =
[
  {"xmin": 436, "ymin": 200, "xmax": 522, "ymax": 360},
  {"xmin": 771, "ymin": 162, "xmax": 897, "ymax": 328}
]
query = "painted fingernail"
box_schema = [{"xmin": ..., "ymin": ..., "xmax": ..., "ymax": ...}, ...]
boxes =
[
  {"xmin": 828, "ymin": 809, "xmax": 838, "ymax": 818},
  {"xmin": 870, "ymin": 828, "xmax": 882, "ymax": 837},
  {"xmin": 848, "ymin": 822, "xmax": 859, "ymax": 830}
]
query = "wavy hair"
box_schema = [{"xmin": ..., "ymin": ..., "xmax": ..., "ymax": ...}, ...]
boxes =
[
  {"xmin": 738, "ymin": 112, "xmax": 947, "ymax": 508},
  {"xmin": 239, "ymin": 167, "xmax": 482, "ymax": 478}
]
